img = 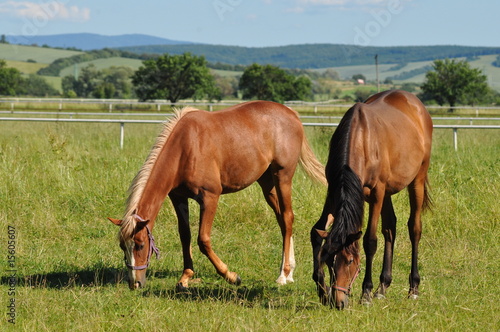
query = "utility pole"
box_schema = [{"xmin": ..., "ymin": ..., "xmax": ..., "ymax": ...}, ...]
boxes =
[{"xmin": 375, "ymin": 54, "xmax": 380, "ymax": 92}]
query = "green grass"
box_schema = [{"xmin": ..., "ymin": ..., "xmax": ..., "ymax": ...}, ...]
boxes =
[
  {"xmin": 0, "ymin": 44, "xmax": 83, "ymax": 64},
  {"xmin": 0, "ymin": 117, "xmax": 499, "ymax": 331}
]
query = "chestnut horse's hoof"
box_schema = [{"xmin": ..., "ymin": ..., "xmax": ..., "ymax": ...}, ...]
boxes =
[
  {"xmin": 234, "ymin": 275, "xmax": 242, "ymax": 286},
  {"xmin": 175, "ymin": 282, "xmax": 189, "ymax": 293},
  {"xmin": 408, "ymin": 293, "xmax": 419, "ymax": 300}
]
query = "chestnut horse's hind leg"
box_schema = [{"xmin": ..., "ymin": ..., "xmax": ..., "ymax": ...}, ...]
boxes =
[
  {"xmin": 170, "ymin": 194, "xmax": 195, "ymax": 290},
  {"xmin": 197, "ymin": 191, "xmax": 241, "ymax": 285},
  {"xmin": 375, "ymin": 195, "xmax": 397, "ymax": 299},
  {"xmin": 258, "ymin": 169, "xmax": 295, "ymax": 285}
]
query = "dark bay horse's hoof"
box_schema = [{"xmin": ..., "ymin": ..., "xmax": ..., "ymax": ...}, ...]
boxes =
[{"xmin": 360, "ymin": 293, "xmax": 373, "ymax": 306}]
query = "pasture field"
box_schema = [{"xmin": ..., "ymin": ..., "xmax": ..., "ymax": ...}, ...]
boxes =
[
  {"xmin": 0, "ymin": 116, "xmax": 499, "ymax": 331},
  {"xmin": 0, "ymin": 43, "xmax": 83, "ymax": 64}
]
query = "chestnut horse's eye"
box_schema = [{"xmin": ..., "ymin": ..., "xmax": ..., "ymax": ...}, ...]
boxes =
[{"xmin": 135, "ymin": 243, "xmax": 144, "ymax": 251}]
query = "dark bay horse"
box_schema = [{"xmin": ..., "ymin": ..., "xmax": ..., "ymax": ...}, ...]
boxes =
[
  {"xmin": 109, "ymin": 100, "xmax": 327, "ymax": 290},
  {"xmin": 311, "ymin": 90, "xmax": 433, "ymax": 309}
]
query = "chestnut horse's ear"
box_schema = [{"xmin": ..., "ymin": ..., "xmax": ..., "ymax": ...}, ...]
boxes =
[
  {"xmin": 108, "ymin": 217, "xmax": 122, "ymax": 226},
  {"xmin": 133, "ymin": 214, "xmax": 150, "ymax": 225}
]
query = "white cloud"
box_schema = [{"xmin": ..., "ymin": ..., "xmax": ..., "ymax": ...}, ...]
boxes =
[{"xmin": 0, "ymin": 1, "xmax": 90, "ymax": 22}]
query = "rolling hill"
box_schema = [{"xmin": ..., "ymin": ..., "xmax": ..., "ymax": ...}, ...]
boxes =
[
  {"xmin": 5, "ymin": 33, "xmax": 194, "ymax": 51},
  {"xmin": 2, "ymin": 37, "xmax": 500, "ymax": 91},
  {"xmin": 118, "ymin": 44, "xmax": 500, "ymax": 69}
]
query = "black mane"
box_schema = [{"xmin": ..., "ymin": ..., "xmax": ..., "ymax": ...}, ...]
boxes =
[{"xmin": 322, "ymin": 105, "xmax": 365, "ymax": 258}]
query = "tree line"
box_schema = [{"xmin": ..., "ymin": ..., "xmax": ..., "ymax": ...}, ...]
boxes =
[{"xmin": 1, "ymin": 53, "xmax": 499, "ymax": 108}]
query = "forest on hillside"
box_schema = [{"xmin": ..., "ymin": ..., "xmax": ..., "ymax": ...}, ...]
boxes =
[{"xmin": 118, "ymin": 44, "xmax": 500, "ymax": 69}]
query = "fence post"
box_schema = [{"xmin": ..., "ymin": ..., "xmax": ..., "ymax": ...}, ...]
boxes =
[
  {"xmin": 120, "ymin": 122, "xmax": 124, "ymax": 149},
  {"xmin": 453, "ymin": 128, "xmax": 458, "ymax": 151}
]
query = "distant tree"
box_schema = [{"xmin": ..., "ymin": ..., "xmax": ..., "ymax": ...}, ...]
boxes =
[
  {"xmin": 239, "ymin": 64, "xmax": 312, "ymax": 102},
  {"xmin": 100, "ymin": 66, "xmax": 134, "ymax": 98},
  {"xmin": 213, "ymin": 74, "xmax": 239, "ymax": 99},
  {"xmin": 420, "ymin": 59, "xmax": 489, "ymax": 110},
  {"xmin": 492, "ymin": 55, "xmax": 500, "ymax": 68},
  {"xmin": 354, "ymin": 88, "xmax": 377, "ymax": 102},
  {"xmin": 132, "ymin": 53, "xmax": 219, "ymax": 103},
  {"xmin": 0, "ymin": 34, "xmax": 8, "ymax": 44},
  {"xmin": 352, "ymin": 74, "xmax": 366, "ymax": 83},
  {"xmin": 0, "ymin": 60, "xmax": 23, "ymax": 95},
  {"xmin": 321, "ymin": 68, "xmax": 341, "ymax": 81},
  {"xmin": 22, "ymin": 74, "xmax": 59, "ymax": 96},
  {"xmin": 62, "ymin": 64, "xmax": 133, "ymax": 99}
]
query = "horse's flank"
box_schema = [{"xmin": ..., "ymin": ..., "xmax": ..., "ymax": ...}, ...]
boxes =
[{"xmin": 119, "ymin": 107, "xmax": 199, "ymax": 240}]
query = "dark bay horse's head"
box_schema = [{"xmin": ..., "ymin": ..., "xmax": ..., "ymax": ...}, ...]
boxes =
[
  {"xmin": 108, "ymin": 215, "xmax": 159, "ymax": 290},
  {"xmin": 318, "ymin": 231, "xmax": 362, "ymax": 310}
]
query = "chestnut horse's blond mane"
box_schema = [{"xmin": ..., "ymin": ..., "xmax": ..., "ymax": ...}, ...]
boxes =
[{"xmin": 119, "ymin": 106, "xmax": 199, "ymax": 239}]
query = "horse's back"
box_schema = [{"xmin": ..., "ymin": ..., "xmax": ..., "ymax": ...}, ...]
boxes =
[
  {"xmin": 349, "ymin": 90, "xmax": 432, "ymax": 193},
  {"xmin": 170, "ymin": 101, "xmax": 305, "ymax": 193},
  {"xmin": 365, "ymin": 90, "xmax": 432, "ymax": 139}
]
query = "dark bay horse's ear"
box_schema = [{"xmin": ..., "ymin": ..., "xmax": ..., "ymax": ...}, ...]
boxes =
[
  {"xmin": 315, "ymin": 228, "xmax": 329, "ymax": 239},
  {"xmin": 346, "ymin": 231, "xmax": 362, "ymax": 244},
  {"xmin": 108, "ymin": 217, "xmax": 122, "ymax": 226}
]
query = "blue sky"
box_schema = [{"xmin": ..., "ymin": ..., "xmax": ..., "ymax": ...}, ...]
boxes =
[{"xmin": 1, "ymin": 0, "xmax": 499, "ymax": 47}]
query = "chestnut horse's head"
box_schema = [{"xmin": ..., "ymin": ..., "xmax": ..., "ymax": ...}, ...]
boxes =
[
  {"xmin": 108, "ymin": 214, "xmax": 159, "ymax": 290},
  {"xmin": 320, "ymin": 231, "xmax": 362, "ymax": 309}
]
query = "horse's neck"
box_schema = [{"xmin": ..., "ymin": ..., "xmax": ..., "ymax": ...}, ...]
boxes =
[{"xmin": 135, "ymin": 155, "xmax": 180, "ymax": 223}]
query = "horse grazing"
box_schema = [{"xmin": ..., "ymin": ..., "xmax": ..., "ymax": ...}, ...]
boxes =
[
  {"xmin": 311, "ymin": 90, "xmax": 433, "ymax": 309},
  {"xmin": 109, "ymin": 100, "xmax": 327, "ymax": 290}
]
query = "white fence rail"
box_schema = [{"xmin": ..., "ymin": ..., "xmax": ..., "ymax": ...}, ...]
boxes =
[{"xmin": 1, "ymin": 116, "xmax": 498, "ymax": 151}]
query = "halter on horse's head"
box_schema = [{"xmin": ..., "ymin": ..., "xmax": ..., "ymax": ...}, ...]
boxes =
[{"xmin": 108, "ymin": 213, "xmax": 160, "ymax": 289}]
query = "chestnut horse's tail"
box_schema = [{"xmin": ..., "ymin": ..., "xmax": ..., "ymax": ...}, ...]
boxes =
[{"xmin": 299, "ymin": 136, "xmax": 327, "ymax": 186}]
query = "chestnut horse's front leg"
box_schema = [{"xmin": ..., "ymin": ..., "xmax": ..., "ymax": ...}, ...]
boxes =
[
  {"xmin": 170, "ymin": 194, "xmax": 195, "ymax": 291},
  {"xmin": 197, "ymin": 191, "xmax": 241, "ymax": 285}
]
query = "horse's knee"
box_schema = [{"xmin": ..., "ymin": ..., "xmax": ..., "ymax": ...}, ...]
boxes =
[{"xmin": 197, "ymin": 237, "xmax": 210, "ymax": 256}]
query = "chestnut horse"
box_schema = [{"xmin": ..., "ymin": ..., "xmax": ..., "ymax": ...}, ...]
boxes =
[
  {"xmin": 109, "ymin": 100, "xmax": 327, "ymax": 290},
  {"xmin": 311, "ymin": 90, "xmax": 432, "ymax": 309}
]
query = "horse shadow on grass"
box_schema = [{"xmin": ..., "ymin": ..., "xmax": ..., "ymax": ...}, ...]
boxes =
[
  {"xmin": 0, "ymin": 265, "xmax": 129, "ymax": 289},
  {"xmin": 1, "ymin": 268, "xmax": 299, "ymax": 308}
]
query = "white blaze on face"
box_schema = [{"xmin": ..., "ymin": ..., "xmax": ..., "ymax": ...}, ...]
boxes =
[{"xmin": 124, "ymin": 239, "xmax": 136, "ymax": 282}]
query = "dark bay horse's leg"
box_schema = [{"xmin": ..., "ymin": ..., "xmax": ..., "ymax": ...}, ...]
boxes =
[
  {"xmin": 361, "ymin": 186, "xmax": 385, "ymax": 305},
  {"xmin": 258, "ymin": 169, "xmax": 295, "ymax": 285},
  {"xmin": 375, "ymin": 195, "xmax": 397, "ymax": 299},
  {"xmin": 169, "ymin": 194, "xmax": 195, "ymax": 290},
  {"xmin": 197, "ymin": 191, "xmax": 241, "ymax": 285},
  {"xmin": 407, "ymin": 176, "xmax": 426, "ymax": 299},
  {"xmin": 310, "ymin": 203, "xmax": 334, "ymax": 305}
]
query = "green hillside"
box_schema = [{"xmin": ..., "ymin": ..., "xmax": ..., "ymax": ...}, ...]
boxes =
[
  {"xmin": 2, "ymin": 43, "xmax": 500, "ymax": 93},
  {"xmin": 118, "ymin": 44, "xmax": 500, "ymax": 69},
  {"xmin": 0, "ymin": 43, "xmax": 82, "ymax": 64}
]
